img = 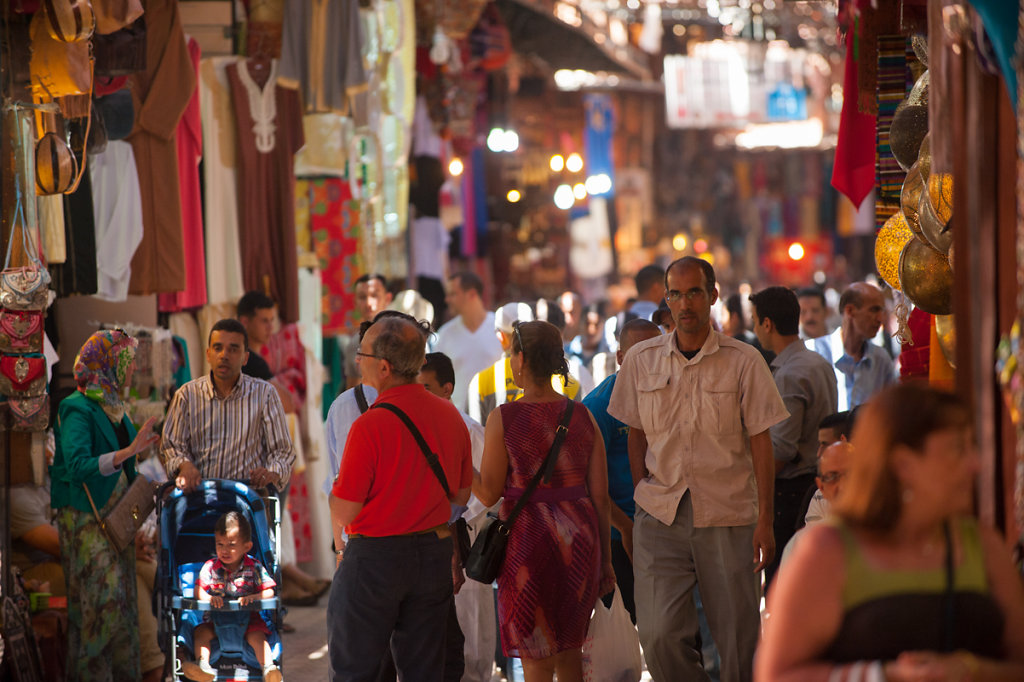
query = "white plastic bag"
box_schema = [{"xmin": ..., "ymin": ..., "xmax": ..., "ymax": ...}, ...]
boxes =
[{"xmin": 582, "ymin": 587, "xmax": 643, "ymax": 682}]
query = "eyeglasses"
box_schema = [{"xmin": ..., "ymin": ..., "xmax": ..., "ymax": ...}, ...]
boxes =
[
  {"xmin": 665, "ymin": 288, "xmax": 707, "ymax": 303},
  {"xmin": 355, "ymin": 351, "xmax": 381, "ymax": 360},
  {"xmin": 818, "ymin": 471, "xmax": 844, "ymax": 484},
  {"xmin": 513, "ymin": 323, "xmax": 525, "ymax": 354}
]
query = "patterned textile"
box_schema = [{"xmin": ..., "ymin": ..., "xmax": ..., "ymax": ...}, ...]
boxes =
[
  {"xmin": 875, "ymin": 35, "xmax": 911, "ymax": 230},
  {"xmin": 260, "ymin": 323, "xmax": 307, "ymax": 405},
  {"xmin": 287, "ymin": 469, "xmax": 314, "ymax": 563},
  {"xmin": 56, "ymin": 475, "xmax": 140, "ymax": 682},
  {"xmin": 73, "ymin": 329, "xmax": 138, "ymax": 423},
  {"xmin": 308, "ymin": 178, "xmax": 364, "ymax": 336},
  {"xmin": 496, "ymin": 399, "xmax": 600, "ymax": 659},
  {"xmin": 199, "ymin": 555, "xmax": 275, "ymax": 600}
]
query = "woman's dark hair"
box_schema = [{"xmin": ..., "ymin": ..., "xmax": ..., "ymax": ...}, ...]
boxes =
[
  {"xmin": 511, "ymin": 320, "xmax": 570, "ymax": 386},
  {"xmin": 834, "ymin": 383, "xmax": 971, "ymax": 532}
]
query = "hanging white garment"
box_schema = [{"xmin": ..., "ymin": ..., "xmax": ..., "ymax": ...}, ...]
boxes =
[
  {"xmin": 90, "ymin": 141, "xmax": 144, "ymax": 302},
  {"xmin": 199, "ymin": 57, "xmax": 245, "ymax": 305}
]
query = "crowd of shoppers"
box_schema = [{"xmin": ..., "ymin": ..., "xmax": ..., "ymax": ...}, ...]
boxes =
[{"xmin": 28, "ymin": 259, "xmax": 1024, "ymax": 682}]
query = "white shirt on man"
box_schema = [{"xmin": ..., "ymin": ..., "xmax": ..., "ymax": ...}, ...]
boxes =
[{"xmin": 432, "ymin": 312, "xmax": 503, "ymax": 413}]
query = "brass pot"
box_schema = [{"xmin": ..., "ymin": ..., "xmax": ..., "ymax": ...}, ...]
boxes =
[
  {"xmin": 875, "ymin": 211, "xmax": 915, "ymax": 291},
  {"xmin": 935, "ymin": 314, "xmax": 956, "ymax": 368},
  {"xmin": 898, "ymin": 237, "xmax": 953, "ymax": 315},
  {"xmin": 901, "ymin": 163, "xmax": 925, "ymax": 238},
  {"xmin": 890, "ymin": 103, "xmax": 929, "ymax": 171},
  {"xmin": 907, "ymin": 70, "xmax": 929, "ymax": 107},
  {"xmin": 918, "ymin": 181, "xmax": 953, "ymax": 254}
]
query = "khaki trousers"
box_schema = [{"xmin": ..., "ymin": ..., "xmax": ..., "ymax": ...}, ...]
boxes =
[{"xmin": 633, "ymin": 493, "xmax": 760, "ymax": 682}]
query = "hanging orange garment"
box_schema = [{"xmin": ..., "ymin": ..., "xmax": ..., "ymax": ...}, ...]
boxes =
[{"xmin": 126, "ymin": 0, "xmax": 195, "ymax": 295}]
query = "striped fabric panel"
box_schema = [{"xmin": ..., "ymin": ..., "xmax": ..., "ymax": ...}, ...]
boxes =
[
  {"xmin": 43, "ymin": 0, "xmax": 94, "ymax": 42},
  {"xmin": 35, "ymin": 132, "xmax": 76, "ymax": 195},
  {"xmin": 875, "ymin": 35, "xmax": 914, "ymax": 230}
]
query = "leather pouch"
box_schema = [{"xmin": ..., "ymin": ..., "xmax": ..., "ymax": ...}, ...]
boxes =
[
  {"xmin": 0, "ymin": 354, "xmax": 48, "ymax": 396},
  {"xmin": 1, "ymin": 189, "xmax": 52, "ymax": 311},
  {"xmin": 0, "ymin": 310, "xmax": 44, "ymax": 353},
  {"xmin": 10, "ymin": 394, "xmax": 50, "ymax": 431}
]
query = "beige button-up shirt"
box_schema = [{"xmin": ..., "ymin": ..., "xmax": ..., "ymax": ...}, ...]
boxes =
[{"xmin": 607, "ymin": 330, "xmax": 788, "ymax": 527}]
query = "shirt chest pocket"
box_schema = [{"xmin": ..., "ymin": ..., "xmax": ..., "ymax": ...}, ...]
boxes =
[
  {"xmin": 703, "ymin": 388, "xmax": 741, "ymax": 434},
  {"xmin": 636, "ymin": 373, "xmax": 673, "ymax": 434}
]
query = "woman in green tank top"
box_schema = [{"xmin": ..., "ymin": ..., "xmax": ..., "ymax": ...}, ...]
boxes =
[{"xmin": 757, "ymin": 383, "xmax": 1024, "ymax": 681}]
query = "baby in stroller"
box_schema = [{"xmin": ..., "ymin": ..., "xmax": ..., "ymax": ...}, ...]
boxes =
[
  {"xmin": 159, "ymin": 479, "xmax": 284, "ymax": 682},
  {"xmin": 183, "ymin": 511, "xmax": 283, "ymax": 682}
]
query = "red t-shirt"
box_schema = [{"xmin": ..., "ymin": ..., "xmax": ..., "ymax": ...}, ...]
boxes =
[{"xmin": 333, "ymin": 383, "xmax": 473, "ymax": 536}]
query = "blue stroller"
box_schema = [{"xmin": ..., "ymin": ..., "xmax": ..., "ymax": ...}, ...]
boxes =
[{"xmin": 156, "ymin": 479, "xmax": 284, "ymax": 681}]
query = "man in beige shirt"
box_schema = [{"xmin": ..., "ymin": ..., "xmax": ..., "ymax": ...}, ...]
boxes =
[{"xmin": 608, "ymin": 257, "xmax": 788, "ymax": 682}]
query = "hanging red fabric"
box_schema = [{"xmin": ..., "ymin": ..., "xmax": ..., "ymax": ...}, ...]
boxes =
[{"xmin": 830, "ymin": 18, "xmax": 876, "ymax": 208}]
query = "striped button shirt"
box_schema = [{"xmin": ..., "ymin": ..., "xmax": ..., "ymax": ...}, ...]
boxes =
[{"xmin": 161, "ymin": 373, "xmax": 295, "ymax": 486}]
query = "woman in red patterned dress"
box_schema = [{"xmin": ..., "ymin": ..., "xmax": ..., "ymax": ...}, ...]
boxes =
[{"xmin": 474, "ymin": 320, "xmax": 614, "ymax": 681}]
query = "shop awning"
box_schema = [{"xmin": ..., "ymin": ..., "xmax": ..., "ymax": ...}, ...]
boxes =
[{"xmin": 496, "ymin": 0, "xmax": 652, "ymax": 80}]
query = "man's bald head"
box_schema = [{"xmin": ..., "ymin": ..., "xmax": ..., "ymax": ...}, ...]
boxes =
[
  {"xmin": 617, "ymin": 318, "xmax": 661, "ymax": 364},
  {"xmin": 817, "ymin": 441, "xmax": 854, "ymax": 503}
]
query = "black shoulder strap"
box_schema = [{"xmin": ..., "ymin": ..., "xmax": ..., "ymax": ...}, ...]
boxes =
[
  {"xmin": 354, "ymin": 384, "xmax": 369, "ymax": 414},
  {"xmin": 372, "ymin": 402, "xmax": 452, "ymax": 498},
  {"xmin": 505, "ymin": 400, "xmax": 575, "ymax": 527}
]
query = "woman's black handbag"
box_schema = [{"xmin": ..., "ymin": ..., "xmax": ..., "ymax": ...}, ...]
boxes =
[{"xmin": 464, "ymin": 401, "xmax": 575, "ymax": 584}]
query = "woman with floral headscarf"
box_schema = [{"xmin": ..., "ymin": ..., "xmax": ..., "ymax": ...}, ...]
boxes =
[{"xmin": 50, "ymin": 329, "xmax": 160, "ymax": 682}]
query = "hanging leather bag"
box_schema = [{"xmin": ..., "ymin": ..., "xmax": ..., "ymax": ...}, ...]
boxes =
[
  {"xmin": 1, "ymin": 191, "xmax": 51, "ymax": 311},
  {"xmin": 0, "ymin": 354, "xmax": 48, "ymax": 397},
  {"xmin": 29, "ymin": 10, "xmax": 93, "ymax": 100},
  {"xmin": 9, "ymin": 394, "xmax": 49, "ymax": 431},
  {"xmin": 0, "ymin": 310, "xmax": 44, "ymax": 353},
  {"xmin": 41, "ymin": 0, "xmax": 95, "ymax": 43}
]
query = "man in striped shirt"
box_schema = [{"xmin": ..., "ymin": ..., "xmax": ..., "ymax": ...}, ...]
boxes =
[{"xmin": 163, "ymin": 319, "xmax": 295, "ymax": 492}]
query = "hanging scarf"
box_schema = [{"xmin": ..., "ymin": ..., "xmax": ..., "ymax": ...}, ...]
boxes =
[{"xmin": 73, "ymin": 329, "xmax": 138, "ymax": 424}]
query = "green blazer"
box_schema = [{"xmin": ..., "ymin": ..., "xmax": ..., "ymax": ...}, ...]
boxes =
[{"xmin": 50, "ymin": 391, "xmax": 138, "ymax": 513}]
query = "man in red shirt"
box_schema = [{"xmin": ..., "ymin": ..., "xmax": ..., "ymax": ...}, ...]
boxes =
[{"xmin": 328, "ymin": 316, "xmax": 472, "ymax": 681}]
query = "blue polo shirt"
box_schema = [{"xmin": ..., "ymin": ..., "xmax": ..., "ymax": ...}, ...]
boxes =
[{"xmin": 583, "ymin": 374, "xmax": 634, "ymax": 540}]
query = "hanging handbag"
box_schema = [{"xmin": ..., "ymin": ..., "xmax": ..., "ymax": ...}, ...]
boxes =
[
  {"xmin": 29, "ymin": 10, "xmax": 93, "ymax": 100},
  {"xmin": 83, "ymin": 475, "xmax": 158, "ymax": 554},
  {"xmin": 0, "ymin": 354, "xmax": 47, "ymax": 396},
  {"xmin": 9, "ymin": 394, "xmax": 49, "ymax": 431},
  {"xmin": 463, "ymin": 401, "xmax": 575, "ymax": 584},
  {"xmin": 41, "ymin": 0, "xmax": 95, "ymax": 43},
  {"xmin": 0, "ymin": 309, "xmax": 44, "ymax": 353},
  {"xmin": 1, "ymin": 190, "xmax": 52, "ymax": 311}
]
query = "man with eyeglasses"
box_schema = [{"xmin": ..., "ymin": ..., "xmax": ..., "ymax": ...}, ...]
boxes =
[
  {"xmin": 608, "ymin": 256, "xmax": 788, "ymax": 682},
  {"xmin": 749, "ymin": 286, "xmax": 837, "ymax": 589},
  {"xmin": 328, "ymin": 315, "xmax": 472, "ymax": 681},
  {"xmin": 778, "ymin": 441, "xmax": 854, "ymax": 566}
]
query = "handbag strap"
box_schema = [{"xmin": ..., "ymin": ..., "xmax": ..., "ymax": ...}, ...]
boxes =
[
  {"xmin": 372, "ymin": 402, "xmax": 452, "ymax": 498},
  {"xmin": 354, "ymin": 384, "xmax": 369, "ymax": 414},
  {"xmin": 4, "ymin": 190, "xmax": 42, "ymax": 272},
  {"xmin": 81, "ymin": 481, "xmax": 114, "ymax": 547},
  {"xmin": 941, "ymin": 519, "xmax": 955, "ymax": 652},
  {"xmin": 504, "ymin": 400, "xmax": 575, "ymax": 528}
]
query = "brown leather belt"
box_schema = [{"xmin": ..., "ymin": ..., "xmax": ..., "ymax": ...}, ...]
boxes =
[{"xmin": 348, "ymin": 523, "xmax": 451, "ymax": 540}]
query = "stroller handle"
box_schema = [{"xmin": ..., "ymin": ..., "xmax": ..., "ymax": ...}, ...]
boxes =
[{"xmin": 172, "ymin": 597, "xmax": 280, "ymax": 611}]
